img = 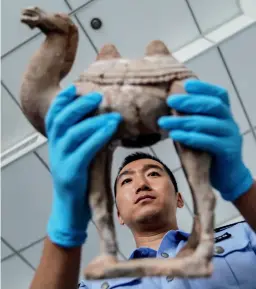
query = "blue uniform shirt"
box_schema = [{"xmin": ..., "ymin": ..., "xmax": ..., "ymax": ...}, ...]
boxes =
[{"xmin": 79, "ymin": 221, "xmax": 256, "ymax": 289}]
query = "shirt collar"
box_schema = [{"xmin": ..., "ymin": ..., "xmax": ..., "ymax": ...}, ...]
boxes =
[
  {"xmin": 89, "ymin": 229, "xmax": 190, "ymax": 289},
  {"xmin": 128, "ymin": 229, "xmax": 190, "ymax": 260}
]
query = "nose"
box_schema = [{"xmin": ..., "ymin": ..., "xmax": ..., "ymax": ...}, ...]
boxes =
[{"xmin": 135, "ymin": 177, "xmax": 152, "ymax": 194}]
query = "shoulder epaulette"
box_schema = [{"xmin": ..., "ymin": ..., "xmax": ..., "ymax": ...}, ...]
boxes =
[{"xmin": 214, "ymin": 220, "xmax": 245, "ymax": 233}]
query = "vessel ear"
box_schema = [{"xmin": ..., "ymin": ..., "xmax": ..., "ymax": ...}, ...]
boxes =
[
  {"xmin": 145, "ymin": 40, "xmax": 171, "ymax": 56},
  {"xmin": 96, "ymin": 44, "xmax": 121, "ymax": 60}
]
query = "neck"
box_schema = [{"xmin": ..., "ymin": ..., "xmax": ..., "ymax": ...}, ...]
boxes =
[{"xmin": 132, "ymin": 222, "xmax": 179, "ymax": 250}]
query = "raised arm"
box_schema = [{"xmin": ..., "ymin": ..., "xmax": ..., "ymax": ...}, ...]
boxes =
[
  {"xmin": 29, "ymin": 86, "xmax": 122, "ymax": 289},
  {"xmin": 158, "ymin": 79, "xmax": 255, "ymax": 232},
  {"xmin": 29, "ymin": 238, "xmax": 81, "ymax": 289},
  {"xmin": 234, "ymin": 180, "xmax": 256, "ymax": 231}
]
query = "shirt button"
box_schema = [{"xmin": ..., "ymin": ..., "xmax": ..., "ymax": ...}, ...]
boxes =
[
  {"xmin": 161, "ymin": 252, "xmax": 169, "ymax": 258},
  {"xmin": 101, "ymin": 282, "xmax": 109, "ymax": 289},
  {"xmin": 166, "ymin": 276, "xmax": 174, "ymax": 282},
  {"xmin": 215, "ymin": 246, "xmax": 225, "ymax": 254}
]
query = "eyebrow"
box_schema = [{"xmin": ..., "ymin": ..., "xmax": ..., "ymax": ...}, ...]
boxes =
[{"xmin": 117, "ymin": 164, "xmax": 164, "ymax": 184}]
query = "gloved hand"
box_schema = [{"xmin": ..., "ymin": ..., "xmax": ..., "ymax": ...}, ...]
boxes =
[
  {"xmin": 45, "ymin": 85, "xmax": 122, "ymax": 247},
  {"xmin": 158, "ymin": 79, "xmax": 253, "ymax": 202}
]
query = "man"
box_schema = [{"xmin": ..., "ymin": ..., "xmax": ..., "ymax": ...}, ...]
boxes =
[{"xmin": 29, "ymin": 80, "xmax": 256, "ymax": 289}]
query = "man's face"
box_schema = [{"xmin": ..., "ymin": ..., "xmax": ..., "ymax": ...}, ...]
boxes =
[{"xmin": 115, "ymin": 158, "xmax": 184, "ymax": 229}]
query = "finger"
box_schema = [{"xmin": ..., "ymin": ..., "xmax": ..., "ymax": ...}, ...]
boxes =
[
  {"xmin": 73, "ymin": 119, "xmax": 121, "ymax": 169},
  {"xmin": 45, "ymin": 85, "xmax": 77, "ymax": 132},
  {"xmin": 184, "ymin": 79, "xmax": 230, "ymax": 106},
  {"xmin": 167, "ymin": 95, "xmax": 231, "ymax": 119},
  {"xmin": 52, "ymin": 93, "xmax": 103, "ymax": 138},
  {"xmin": 63, "ymin": 113, "xmax": 123, "ymax": 152},
  {"xmin": 158, "ymin": 116, "xmax": 232, "ymax": 136},
  {"xmin": 169, "ymin": 130, "xmax": 224, "ymax": 155}
]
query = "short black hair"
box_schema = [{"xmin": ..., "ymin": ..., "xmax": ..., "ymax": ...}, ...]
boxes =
[{"xmin": 114, "ymin": 152, "xmax": 178, "ymax": 197}]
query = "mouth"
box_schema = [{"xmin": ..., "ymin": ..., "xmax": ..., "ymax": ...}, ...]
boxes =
[{"xmin": 135, "ymin": 195, "xmax": 156, "ymax": 204}]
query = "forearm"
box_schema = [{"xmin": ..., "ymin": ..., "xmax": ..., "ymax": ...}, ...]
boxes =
[
  {"xmin": 233, "ymin": 179, "xmax": 256, "ymax": 232},
  {"xmin": 29, "ymin": 237, "xmax": 81, "ymax": 289}
]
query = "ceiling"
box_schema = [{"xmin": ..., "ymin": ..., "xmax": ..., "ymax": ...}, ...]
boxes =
[{"xmin": 1, "ymin": 0, "xmax": 256, "ymax": 288}]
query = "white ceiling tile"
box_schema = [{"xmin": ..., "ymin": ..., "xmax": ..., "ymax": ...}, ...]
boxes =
[
  {"xmin": 240, "ymin": 0, "xmax": 256, "ymax": 19},
  {"xmin": 214, "ymin": 189, "xmax": 241, "ymax": 227},
  {"xmin": 150, "ymin": 139, "xmax": 181, "ymax": 171},
  {"xmin": 219, "ymin": 24, "xmax": 256, "ymax": 127},
  {"xmin": 20, "ymin": 240, "xmax": 44, "ymax": 269},
  {"xmin": 2, "ymin": 34, "xmax": 45, "ymax": 104},
  {"xmin": 1, "ymin": 241, "xmax": 14, "ymax": 260},
  {"xmin": 176, "ymin": 205, "xmax": 193, "ymax": 233},
  {"xmin": 242, "ymin": 132, "xmax": 256, "ymax": 176},
  {"xmin": 1, "ymin": 85, "xmax": 35, "ymax": 153},
  {"xmin": 2, "ymin": 17, "xmax": 96, "ymax": 104},
  {"xmin": 60, "ymin": 17, "xmax": 97, "ymax": 88},
  {"xmin": 186, "ymin": 47, "xmax": 250, "ymax": 133},
  {"xmin": 76, "ymin": 0, "xmax": 200, "ymax": 57},
  {"xmin": 173, "ymin": 169, "xmax": 193, "ymax": 212},
  {"xmin": 1, "ymin": 256, "xmax": 35, "ymax": 289},
  {"xmin": 67, "ymin": 0, "xmax": 91, "ymax": 9},
  {"xmin": 80, "ymin": 222, "xmax": 100, "ymax": 268},
  {"xmin": 113, "ymin": 205, "xmax": 136, "ymax": 260},
  {"xmin": 2, "ymin": 153, "xmax": 53, "ymax": 250},
  {"xmin": 187, "ymin": 0, "xmax": 241, "ymax": 33},
  {"xmin": 36, "ymin": 143, "xmax": 49, "ymax": 167},
  {"xmin": 1, "ymin": 0, "xmax": 70, "ymax": 56}
]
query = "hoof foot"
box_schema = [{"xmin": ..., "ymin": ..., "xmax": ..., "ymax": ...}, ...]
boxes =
[{"xmin": 84, "ymin": 255, "xmax": 118, "ymax": 280}]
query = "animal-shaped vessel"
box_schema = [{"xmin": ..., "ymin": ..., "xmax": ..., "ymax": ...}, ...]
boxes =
[{"xmin": 20, "ymin": 6, "xmax": 216, "ymax": 280}]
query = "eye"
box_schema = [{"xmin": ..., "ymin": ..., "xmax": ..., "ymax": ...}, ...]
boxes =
[
  {"xmin": 121, "ymin": 178, "xmax": 132, "ymax": 186},
  {"xmin": 148, "ymin": 171, "xmax": 160, "ymax": 177}
]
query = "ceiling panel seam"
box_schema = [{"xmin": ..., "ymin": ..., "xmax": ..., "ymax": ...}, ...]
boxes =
[
  {"xmin": 1, "ymin": 80, "xmax": 23, "ymax": 110},
  {"xmin": 1, "ymin": 237, "xmax": 36, "ymax": 270},
  {"xmin": 34, "ymin": 151, "xmax": 49, "ymax": 171},
  {"xmin": 216, "ymin": 46, "xmax": 256, "ymax": 142},
  {"xmin": 1, "ymin": 236, "xmax": 46, "ymax": 263},
  {"xmin": 185, "ymin": 0, "xmax": 243, "ymax": 35},
  {"xmin": 184, "ymin": 0, "xmax": 203, "ymax": 34},
  {"xmin": 64, "ymin": 0, "xmax": 98, "ymax": 53},
  {"xmin": 1, "ymin": 0, "xmax": 97, "ymax": 60}
]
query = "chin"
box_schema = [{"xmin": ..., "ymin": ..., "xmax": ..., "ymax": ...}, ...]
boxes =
[{"xmin": 135, "ymin": 205, "xmax": 162, "ymax": 224}]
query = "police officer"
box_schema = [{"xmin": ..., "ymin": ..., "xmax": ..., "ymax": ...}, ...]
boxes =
[{"xmin": 29, "ymin": 80, "xmax": 256, "ymax": 289}]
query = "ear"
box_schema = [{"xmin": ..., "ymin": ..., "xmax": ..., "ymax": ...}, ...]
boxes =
[
  {"xmin": 117, "ymin": 208, "xmax": 125, "ymax": 225},
  {"xmin": 176, "ymin": 192, "xmax": 184, "ymax": 208}
]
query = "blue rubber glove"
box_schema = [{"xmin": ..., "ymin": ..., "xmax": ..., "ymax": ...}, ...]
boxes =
[
  {"xmin": 158, "ymin": 79, "xmax": 253, "ymax": 202},
  {"xmin": 45, "ymin": 85, "xmax": 122, "ymax": 247}
]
